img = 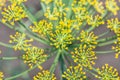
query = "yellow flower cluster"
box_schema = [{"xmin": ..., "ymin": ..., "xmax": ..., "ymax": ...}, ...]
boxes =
[
  {"xmin": 0, "ymin": 72, "xmax": 4, "ymax": 80},
  {"xmin": 50, "ymin": 19, "xmax": 74, "ymax": 49},
  {"xmin": 0, "ymin": 0, "xmax": 6, "ymax": 10},
  {"xmin": 33, "ymin": 70, "xmax": 56, "ymax": 80},
  {"xmin": 30, "ymin": 20, "xmax": 52, "ymax": 37},
  {"xmin": 9, "ymin": 0, "xmax": 27, "ymax": 5},
  {"xmin": 87, "ymin": 15, "xmax": 104, "ymax": 27},
  {"xmin": 44, "ymin": 0, "xmax": 68, "ymax": 20},
  {"xmin": 9, "ymin": 32, "xmax": 33, "ymax": 51},
  {"xmin": 2, "ymin": 3, "xmax": 27, "ymax": 25},
  {"xmin": 22, "ymin": 47, "xmax": 47, "ymax": 68},
  {"xmin": 107, "ymin": 18, "xmax": 120, "ymax": 33},
  {"xmin": 77, "ymin": 30, "xmax": 98, "ymax": 49},
  {"xmin": 71, "ymin": 44, "xmax": 97, "ymax": 69},
  {"xmin": 72, "ymin": 1, "xmax": 88, "ymax": 22},
  {"xmin": 92, "ymin": 1, "xmax": 105, "ymax": 14},
  {"xmin": 95, "ymin": 64, "xmax": 119, "ymax": 80},
  {"xmin": 41, "ymin": 0, "xmax": 53, "ymax": 5},
  {"xmin": 87, "ymin": 0, "xmax": 97, "ymax": 5},
  {"xmin": 62, "ymin": 64, "xmax": 86, "ymax": 80},
  {"xmin": 105, "ymin": 0, "xmax": 119, "ymax": 15}
]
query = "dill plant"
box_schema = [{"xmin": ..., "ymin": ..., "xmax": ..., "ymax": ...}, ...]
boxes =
[{"xmin": 0, "ymin": 0, "xmax": 120, "ymax": 80}]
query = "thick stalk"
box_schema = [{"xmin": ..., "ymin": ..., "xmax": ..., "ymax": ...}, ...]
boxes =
[
  {"xmin": 50, "ymin": 49, "xmax": 61, "ymax": 74},
  {"xmin": 0, "ymin": 57, "xmax": 19, "ymax": 60},
  {"xmin": 0, "ymin": 42, "xmax": 13, "ymax": 48},
  {"xmin": 5, "ymin": 64, "xmax": 38, "ymax": 80}
]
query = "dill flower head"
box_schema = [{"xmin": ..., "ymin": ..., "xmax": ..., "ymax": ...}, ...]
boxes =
[
  {"xmin": 93, "ymin": 1, "xmax": 105, "ymax": 14},
  {"xmin": 9, "ymin": 0, "xmax": 27, "ymax": 5},
  {"xmin": 44, "ymin": 0, "xmax": 68, "ymax": 20},
  {"xmin": 95, "ymin": 64, "xmax": 119, "ymax": 80},
  {"xmin": 30, "ymin": 20, "xmax": 52, "ymax": 37},
  {"xmin": 22, "ymin": 47, "xmax": 47, "ymax": 68},
  {"xmin": 9, "ymin": 32, "xmax": 33, "ymax": 51},
  {"xmin": 33, "ymin": 70, "xmax": 56, "ymax": 80},
  {"xmin": 72, "ymin": 1, "xmax": 88, "ymax": 23},
  {"xmin": 77, "ymin": 30, "xmax": 98, "ymax": 49},
  {"xmin": 62, "ymin": 64, "xmax": 86, "ymax": 80},
  {"xmin": 0, "ymin": 72, "xmax": 4, "ymax": 80},
  {"xmin": 71, "ymin": 44, "xmax": 97, "ymax": 69},
  {"xmin": 107, "ymin": 18, "xmax": 120, "ymax": 33},
  {"xmin": 87, "ymin": 15, "xmax": 104, "ymax": 27},
  {"xmin": 50, "ymin": 19, "xmax": 74, "ymax": 50},
  {"xmin": 2, "ymin": 3, "xmax": 27, "ymax": 25},
  {"xmin": 105, "ymin": 0, "xmax": 119, "ymax": 15},
  {"xmin": 0, "ymin": 0, "xmax": 6, "ymax": 10}
]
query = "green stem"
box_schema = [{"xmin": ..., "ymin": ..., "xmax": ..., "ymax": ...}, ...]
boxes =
[
  {"xmin": 98, "ymin": 30, "xmax": 111, "ymax": 38},
  {"xmin": 21, "ymin": 3, "xmax": 37, "ymax": 22},
  {"xmin": 5, "ymin": 64, "xmax": 38, "ymax": 80},
  {"xmin": 0, "ymin": 57, "xmax": 19, "ymax": 60},
  {"xmin": 95, "ymin": 50, "xmax": 114, "ymax": 54},
  {"xmin": 98, "ymin": 39, "xmax": 117, "ymax": 47},
  {"xmin": 50, "ymin": 49, "xmax": 61, "ymax": 74},
  {"xmin": 0, "ymin": 42, "xmax": 13, "ymax": 48},
  {"xmin": 84, "ymin": 68, "xmax": 96, "ymax": 76},
  {"xmin": 97, "ymin": 35, "xmax": 117, "ymax": 43}
]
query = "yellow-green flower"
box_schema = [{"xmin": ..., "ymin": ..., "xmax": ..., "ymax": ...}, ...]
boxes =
[
  {"xmin": 0, "ymin": 0, "xmax": 6, "ymax": 10},
  {"xmin": 105, "ymin": 0, "xmax": 119, "ymax": 15},
  {"xmin": 22, "ymin": 47, "xmax": 47, "ymax": 68},
  {"xmin": 2, "ymin": 3, "xmax": 27, "ymax": 25},
  {"xmin": 62, "ymin": 64, "xmax": 86, "ymax": 80},
  {"xmin": 107, "ymin": 18, "xmax": 120, "ymax": 33},
  {"xmin": 50, "ymin": 19, "xmax": 74, "ymax": 50},
  {"xmin": 71, "ymin": 44, "xmax": 97, "ymax": 69},
  {"xmin": 0, "ymin": 72, "xmax": 4, "ymax": 80},
  {"xmin": 30, "ymin": 20, "xmax": 52, "ymax": 37},
  {"xmin": 44, "ymin": 0, "xmax": 68, "ymax": 20},
  {"xmin": 33, "ymin": 70, "xmax": 56, "ymax": 80},
  {"xmin": 92, "ymin": 1, "xmax": 105, "ymax": 14},
  {"xmin": 87, "ymin": 15, "xmax": 104, "ymax": 27},
  {"xmin": 95, "ymin": 64, "xmax": 119, "ymax": 80},
  {"xmin": 77, "ymin": 30, "xmax": 98, "ymax": 49},
  {"xmin": 9, "ymin": 0, "xmax": 27, "ymax": 5},
  {"xmin": 9, "ymin": 32, "xmax": 33, "ymax": 51},
  {"xmin": 72, "ymin": 1, "xmax": 88, "ymax": 22}
]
